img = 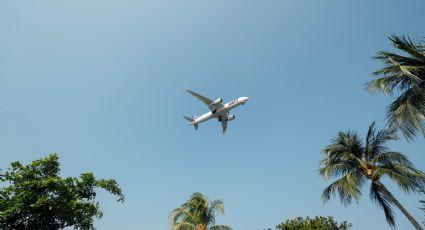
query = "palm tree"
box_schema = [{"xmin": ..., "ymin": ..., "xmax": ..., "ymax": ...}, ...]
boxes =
[
  {"xmin": 320, "ymin": 122, "xmax": 425, "ymax": 229},
  {"xmin": 420, "ymin": 189, "xmax": 425, "ymax": 226},
  {"xmin": 170, "ymin": 192, "xmax": 233, "ymax": 230},
  {"xmin": 367, "ymin": 35, "xmax": 425, "ymax": 140}
]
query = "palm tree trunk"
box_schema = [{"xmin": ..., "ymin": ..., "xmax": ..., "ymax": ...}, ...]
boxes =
[{"xmin": 376, "ymin": 181, "xmax": 424, "ymax": 230}]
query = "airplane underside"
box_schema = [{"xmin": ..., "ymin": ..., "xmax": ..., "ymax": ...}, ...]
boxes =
[{"xmin": 184, "ymin": 90, "xmax": 249, "ymax": 133}]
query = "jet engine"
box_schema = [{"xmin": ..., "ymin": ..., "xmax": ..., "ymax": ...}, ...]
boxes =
[
  {"xmin": 209, "ymin": 98, "xmax": 222, "ymax": 113},
  {"xmin": 210, "ymin": 98, "xmax": 222, "ymax": 106},
  {"xmin": 227, "ymin": 114, "xmax": 235, "ymax": 121}
]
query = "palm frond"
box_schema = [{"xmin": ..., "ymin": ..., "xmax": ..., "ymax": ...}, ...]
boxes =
[
  {"xmin": 172, "ymin": 222, "xmax": 195, "ymax": 230},
  {"xmin": 373, "ymin": 164, "xmax": 425, "ymax": 193},
  {"xmin": 321, "ymin": 171, "xmax": 364, "ymax": 206},
  {"xmin": 210, "ymin": 225, "xmax": 233, "ymax": 230},
  {"xmin": 370, "ymin": 182, "xmax": 396, "ymax": 228},
  {"xmin": 387, "ymin": 87, "xmax": 425, "ymax": 140},
  {"xmin": 420, "ymin": 190, "xmax": 425, "ymax": 225},
  {"xmin": 170, "ymin": 193, "xmax": 229, "ymax": 230},
  {"xmin": 334, "ymin": 131, "xmax": 363, "ymax": 158},
  {"xmin": 374, "ymin": 51, "xmax": 424, "ymax": 68},
  {"xmin": 367, "ymin": 75, "xmax": 402, "ymax": 95},
  {"xmin": 321, "ymin": 131, "xmax": 364, "ymax": 179},
  {"xmin": 324, "ymin": 130, "xmax": 364, "ymax": 163},
  {"xmin": 209, "ymin": 200, "xmax": 225, "ymax": 215},
  {"xmin": 170, "ymin": 208, "xmax": 196, "ymax": 224},
  {"xmin": 375, "ymin": 56, "xmax": 423, "ymax": 82},
  {"xmin": 368, "ymin": 35, "xmax": 425, "ymax": 140},
  {"xmin": 389, "ymin": 35, "xmax": 425, "ymax": 62},
  {"xmin": 319, "ymin": 162, "xmax": 357, "ymax": 179},
  {"xmin": 365, "ymin": 121, "xmax": 376, "ymax": 152},
  {"xmin": 365, "ymin": 126, "xmax": 398, "ymax": 161},
  {"xmin": 207, "ymin": 200, "xmax": 224, "ymax": 225},
  {"xmin": 371, "ymin": 52, "xmax": 424, "ymax": 94},
  {"xmin": 372, "ymin": 151, "xmax": 411, "ymax": 167}
]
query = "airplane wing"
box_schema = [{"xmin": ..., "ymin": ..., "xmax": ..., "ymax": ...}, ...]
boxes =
[
  {"xmin": 186, "ymin": 90, "xmax": 224, "ymax": 112},
  {"xmin": 186, "ymin": 90, "xmax": 213, "ymax": 106},
  {"xmin": 221, "ymin": 120, "xmax": 228, "ymax": 133},
  {"xmin": 218, "ymin": 114, "xmax": 228, "ymax": 134}
]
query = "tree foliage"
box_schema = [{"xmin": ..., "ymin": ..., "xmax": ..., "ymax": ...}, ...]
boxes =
[
  {"xmin": 367, "ymin": 35, "xmax": 425, "ymax": 140},
  {"xmin": 274, "ymin": 216, "xmax": 351, "ymax": 230},
  {"xmin": 320, "ymin": 122, "xmax": 425, "ymax": 229},
  {"xmin": 170, "ymin": 192, "xmax": 232, "ymax": 230},
  {"xmin": 0, "ymin": 154, "xmax": 124, "ymax": 230}
]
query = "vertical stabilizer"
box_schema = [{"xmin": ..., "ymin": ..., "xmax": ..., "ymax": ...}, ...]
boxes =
[{"xmin": 183, "ymin": 116, "xmax": 199, "ymax": 130}]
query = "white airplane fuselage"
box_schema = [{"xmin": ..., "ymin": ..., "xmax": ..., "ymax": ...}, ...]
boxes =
[{"xmin": 191, "ymin": 97, "xmax": 249, "ymax": 125}]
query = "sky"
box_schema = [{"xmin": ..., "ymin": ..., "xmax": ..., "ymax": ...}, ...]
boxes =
[{"xmin": 1, "ymin": 0, "xmax": 425, "ymax": 229}]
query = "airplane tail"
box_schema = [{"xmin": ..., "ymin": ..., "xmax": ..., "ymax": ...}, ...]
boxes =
[{"xmin": 183, "ymin": 116, "xmax": 199, "ymax": 130}]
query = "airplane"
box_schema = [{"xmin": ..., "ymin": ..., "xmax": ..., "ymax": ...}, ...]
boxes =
[{"xmin": 184, "ymin": 90, "xmax": 249, "ymax": 133}]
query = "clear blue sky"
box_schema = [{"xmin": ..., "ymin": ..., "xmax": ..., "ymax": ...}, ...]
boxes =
[{"xmin": 1, "ymin": 0, "xmax": 425, "ymax": 229}]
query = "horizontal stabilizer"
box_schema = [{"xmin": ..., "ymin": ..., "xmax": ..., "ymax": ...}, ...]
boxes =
[
  {"xmin": 183, "ymin": 116, "xmax": 194, "ymax": 122},
  {"xmin": 183, "ymin": 116, "xmax": 199, "ymax": 130}
]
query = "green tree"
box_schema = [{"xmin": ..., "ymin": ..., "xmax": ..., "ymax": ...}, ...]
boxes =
[
  {"xmin": 170, "ymin": 192, "xmax": 232, "ymax": 230},
  {"xmin": 0, "ymin": 154, "xmax": 124, "ymax": 230},
  {"xmin": 320, "ymin": 122, "xmax": 425, "ymax": 229},
  {"xmin": 274, "ymin": 216, "xmax": 351, "ymax": 230},
  {"xmin": 367, "ymin": 35, "xmax": 425, "ymax": 140}
]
